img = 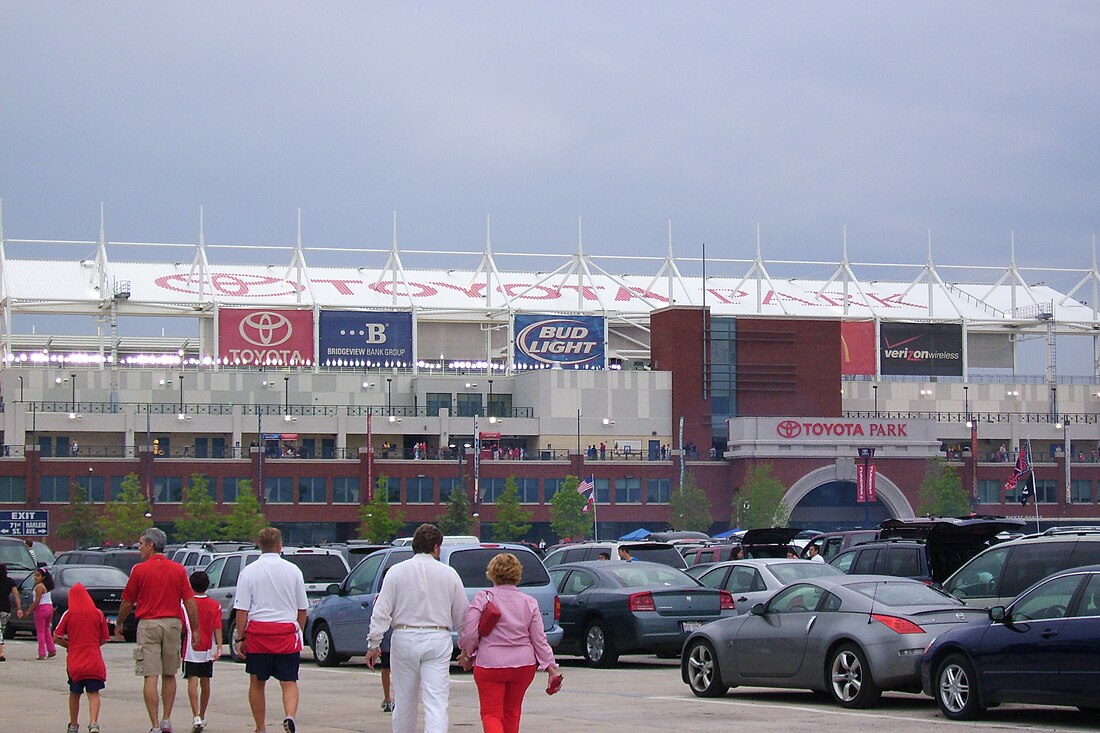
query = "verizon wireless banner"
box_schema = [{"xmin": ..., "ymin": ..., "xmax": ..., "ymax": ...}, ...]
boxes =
[{"xmin": 218, "ymin": 309, "xmax": 315, "ymax": 366}]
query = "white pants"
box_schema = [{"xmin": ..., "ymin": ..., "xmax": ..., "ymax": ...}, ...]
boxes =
[{"xmin": 390, "ymin": 628, "xmax": 453, "ymax": 733}]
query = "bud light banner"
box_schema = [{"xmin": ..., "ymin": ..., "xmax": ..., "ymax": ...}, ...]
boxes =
[
  {"xmin": 318, "ymin": 311, "xmax": 414, "ymax": 367},
  {"xmin": 218, "ymin": 308, "xmax": 315, "ymax": 366},
  {"xmin": 514, "ymin": 314, "xmax": 605, "ymax": 369},
  {"xmin": 879, "ymin": 322, "xmax": 963, "ymax": 377}
]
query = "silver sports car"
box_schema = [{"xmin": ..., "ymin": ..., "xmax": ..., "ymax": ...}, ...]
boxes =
[{"xmin": 681, "ymin": 574, "xmax": 988, "ymax": 708}]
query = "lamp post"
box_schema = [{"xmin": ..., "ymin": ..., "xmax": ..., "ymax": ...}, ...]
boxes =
[
  {"xmin": 283, "ymin": 376, "xmax": 290, "ymax": 418},
  {"xmin": 872, "ymin": 384, "xmax": 878, "ymax": 417},
  {"xmin": 1056, "ymin": 418, "xmax": 1071, "ymax": 504},
  {"xmin": 488, "ymin": 379, "xmax": 494, "ymax": 417},
  {"xmin": 70, "ymin": 373, "xmax": 76, "ymax": 412},
  {"xmin": 386, "ymin": 378, "xmax": 392, "ymax": 413},
  {"xmin": 17, "ymin": 375, "xmax": 23, "ymax": 402},
  {"xmin": 257, "ymin": 409, "xmax": 265, "ymax": 502},
  {"xmin": 178, "ymin": 374, "xmax": 185, "ymax": 417},
  {"xmin": 576, "ymin": 409, "xmax": 581, "ymax": 455}
]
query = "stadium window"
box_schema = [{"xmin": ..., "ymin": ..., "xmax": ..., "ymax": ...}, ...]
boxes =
[
  {"xmin": 543, "ymin": 478, "xmax": 564, "ymax": 502},
  {"xmin": 1035, "ymin": 479, "xmax": 1058, "ymax": 504},
  {"xmin": 407, "ymin": 476, "xmax": 435, "ymax": 504},
  {"xmin": 39, "ymin": 475, "xmax": 70, "ymax": 503},
  {"xmin": 481, "ymin": 478, "xmax": 506, "ymax": 503},
  {"xmin": 0, "ymin": 475, "xmax": 26, "ymax": 503},
  {"xmin": 594, "ymin": 478, "xmax": 610, "ymax": 505},
  {"xmin": 1071, "ymin": 479, "xmax": 1094, "ymax": 504},
  {"xmin": 265, "ymin": 477, "xmax": 294, "ymax": 504},
  {"xmin": 439, "ymin": 478, "xmax": 464, "ymax": 502},
  {"xmin": 74, "ymin": 474, "xmax": 107, "ymax": 503},
  {"xmin": 516, "ymin": 477, "xmax": 539, "ymax": 503},
  {"xmin": 154, "ymin": 476, "xmax": 184, "ymax": 503},
  {"xmin": 977, "ymin": 480, "xmax": 1002, "ymax": 505},
  {"xmin": 332, "ymin": 477, "xmax": 360, "ymax": 504},
  {"xmin": 614, "ymin": 477, "xmax": 642, "ymax": 504},
  {"xmin": 222, "ymin": 477, "xmax": 249, "ymax": 504},
  {"xmin": 298, "ymin": 476, "xmax": 327, "ymax": 504},
  {"xmin": 646, "ymin": 479, "xmax": 671, "ymax": 504}
]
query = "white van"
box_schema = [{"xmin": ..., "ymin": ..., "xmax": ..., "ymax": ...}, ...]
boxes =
[{"xmin": 391, "ymin": 535, "xmax": 480, "ymax": 547}]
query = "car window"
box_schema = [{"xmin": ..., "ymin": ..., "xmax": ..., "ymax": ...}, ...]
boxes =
[
  {"xmin": 448, "ymin": 548, "xmax": 550, "ymax": 588},
  {"xmin": 944, "ymin": 546, "xmax": 1010, "ymax": 599},
  {"xmin": 346, "ymin": 552, "xmax": 385, "ymax": 595},
  {"xmin": 830, "ymin": 550, "xmax": 856, "ymax": 574},
  {"xmin": 770, "ymin": 561, "xmax": 843, "ymax": 583},
  {"xmin": 381, "ymin": 548, "xmax": 413, "ymax": 577},
  {"xmin": 627, "ymin": 545, "xmax": 687, "ymax": 568},
  {"xmin": 542, "ymin": 550, "xmax": 564, "ymax": 567},
  {"xmin": 283, "ymin": 554, "xmax": 348, "ymax": 583},
  {"xmin": 54, "ymin": 553, "xmax": 74, "ymax": 566},
  {"xmin": 221, "ymin": 556, "xmax": 242, "ymax": 587},
  {"xmin": 561, "ymin": 569, "xmax": 596, "ymax": 595},
  {"xmin": 184, "ymin": 552, "xmax": 199, "ymax": 566},
  {"xmin": 549, "ymin": 568, "xmax": 568, "ymax": 592},
  {"xmin": 848, "ymin": 580, "xmax": 962, "ymax": 606},
  {"xmin": 205, "ymin": 558, "xmax": 225, "ymax": 587},
  {"xmin": 726, "ymin": 566, "xmax": 763, "ymax": 594},
  {"xmin": 0, "ymin": 540, "xmax": 36, "ymax": 570},
  {"xmin": 823, "ymin": 537, "xmax": 843, "ymax": 559},
  {"xmin": 852, "ymin": 549, "xmax": 880, "ymax": 574},
  {"xmin": 696, "ymin": 568, "xmax": 727, "ymax": 589},
  {"xmin": 884, "ymin": 548, "xmax": 922, "ymax": 577},
  {"xmin": 105, "ymin": 553, "xmax": 141, "ymax": 574},
  {"xmin": 819, "ymin": 591, "xmax": 842, "ymax": 612},
  {"xmin": 768, "ymin": 584, "xmax": 825, "ymax": 613},
  {"xmin": 1000, "ymin": 542, "xmax": 1073, "ymax": 599},
  {"xmin": 1068, "ymin": 540, "xmax": 1100, "ymax": 568},
  {"xmin": 1072, "ymin": 574, "xmax": 1100, "ymax": 617},
  {"xmin": 1011, "ymin": 574, "xmax": 1083, "ymax": 621},
  {"xmin": 602, "ymin": 563, "xmax": 694, "ymax": 588},
  {"xmin": 58, "ymin": 566, "xmax": 130, "ymax": 587}
]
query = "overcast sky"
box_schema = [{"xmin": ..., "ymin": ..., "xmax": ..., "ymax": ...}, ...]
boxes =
[{"xmin": 2, "ymin": 1, "xmax": 1099, "ymax": 283}]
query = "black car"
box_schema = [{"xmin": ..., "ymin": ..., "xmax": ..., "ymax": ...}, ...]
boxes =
[
  {"xmin": 0, "ymin": 536, "xmax": 39, "ymax": 586},
  {"xmin": 53, "ymin": 548, "xmax": 143, "ymax": 575},
  {"xmin": 922, "ymin": 563, "xmax": 1100, "ymax": 719},
  {"xmin": 7, "ymin": 565, "xmax": 136, "ymax": 641},
  {"xmin": 548, "ymin": 560, "xmax": 737, "ymax": 667}
]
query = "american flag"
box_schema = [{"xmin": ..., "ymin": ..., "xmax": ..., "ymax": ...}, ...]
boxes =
[{"xmin": 577, "ymin": 477, "xmax": 594, "ymax": 495}]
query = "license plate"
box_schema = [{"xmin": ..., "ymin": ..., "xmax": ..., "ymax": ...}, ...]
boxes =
[
  {"xmin": 681, "ymin": 621, "xmax": 703, "ymax": 633},
  {"xmin": 307, "ymin": 597, "xmax": 321, "ymax": 609}
]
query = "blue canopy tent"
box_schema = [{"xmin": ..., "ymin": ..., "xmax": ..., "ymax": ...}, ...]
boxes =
[
  {"xmin": 711, "ymin": 528, "xmax": 743, "ymax": 539},
  {"xmin": 619, "ymin": 527, "xmax": 655, "ymax": 541}
]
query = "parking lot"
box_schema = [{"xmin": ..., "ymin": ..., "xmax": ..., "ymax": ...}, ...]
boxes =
[{"xmin": 1, "ymin": 639, "xmax": 1094, "ymax": 733}]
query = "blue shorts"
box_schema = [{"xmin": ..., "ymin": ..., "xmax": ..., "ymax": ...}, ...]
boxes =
[
  {"xmin": 68, "ymin": 679, "xmax": 105, "ymax": 694},
  {"xmin": 245, "ymin": 652, "xmax": 300, "ymax": 682}
]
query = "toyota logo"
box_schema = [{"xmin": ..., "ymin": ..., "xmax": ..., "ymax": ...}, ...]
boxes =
[
  {"xmin": 777, "ymin": 420, "xmax": 802, "ymax": 438},
  {"xmin": 239, "ymin": 311, "xmax": 293, "ymax": 347}
]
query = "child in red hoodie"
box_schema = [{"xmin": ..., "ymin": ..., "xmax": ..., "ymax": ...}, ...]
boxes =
[
  {"xmin": 183, "ymin": 570, "xmax": 223, "ymax": 733},
  {"xmin": 54, "ymin": 583, "xmax": 109, "ymax": 733}
]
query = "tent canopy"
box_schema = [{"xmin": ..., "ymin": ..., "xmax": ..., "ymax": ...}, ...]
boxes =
[
  {"xmin": 618, "ymin": 527, "xmax": 655, "ymax": 541},
  {"xmin": 711, "ymin": 528, "xmax": 744, "ymax": 539}
]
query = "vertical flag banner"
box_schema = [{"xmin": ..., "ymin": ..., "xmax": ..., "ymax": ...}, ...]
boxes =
[
  {"xmin": 856, "ymin": 448, "xmax": 876, "ymax": 503},
  {"xmin": 1003, "ymin": 440, "xmax": 1033, "ymax": 497}
]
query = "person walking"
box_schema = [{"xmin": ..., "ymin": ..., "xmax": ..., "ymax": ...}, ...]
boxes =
[
  {"xmin": 115, "ymin": 527, "xmax": 201, "ymax": 733},
  {"xmin": 233, "ymin": 527, "xmax": 308, "ymax": 733},
  {"xmin": 183, "ymin": 571, "xmax": 223, "ymax": 733},
  {"xmin": 458, "ymin": 553, "xmax": 562, "ymax": 733},
  {"xmin": 366, "ymin": 523, "xmax": 468, "ymax": 733},
  {"xmin": 0, "ymin": 562, "xmax": 24, "ymax": 661},
  {"xmin": 26, "ymin": 567, "xmax": 57, "ymax": 659},
  {"xmin": 54, "ymin": 583, "xmax": 110, "ymax": 733}
]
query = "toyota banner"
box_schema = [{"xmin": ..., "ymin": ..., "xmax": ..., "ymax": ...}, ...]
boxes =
[
  {"xmin": 218, "ymin": 308, "xmax": 315, "ymax": 366},
  {"xmin": 318, "ymin": 311, "xmax": 414, "ymax": 367}
]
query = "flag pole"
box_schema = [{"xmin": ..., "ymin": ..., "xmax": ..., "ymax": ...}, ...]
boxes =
[
  {"xmin": 592, "ymin": 476, "xmax": 599, "ymax": 541},
  {"xmin": 1031, "ymin": 471, "xmax": 1040, "ymax": 534}
]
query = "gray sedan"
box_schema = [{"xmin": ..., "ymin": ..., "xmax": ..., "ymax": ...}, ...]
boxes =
[
  {"xmin": 681, "ymin": 575, "xmax": 988, "ymax": 708},
  {"xmin": 688, "ymin": 558, "xmax": 843, "ymax": 614}
]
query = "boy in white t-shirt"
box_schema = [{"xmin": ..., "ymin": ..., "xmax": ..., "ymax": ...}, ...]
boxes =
[{"xmin": 182, "ymin": 571, "xmax": 223, "ymax": 733}]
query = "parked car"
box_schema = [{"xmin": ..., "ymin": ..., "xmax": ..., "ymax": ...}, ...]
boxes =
[
  {"xmin": 543, "ymin": 541, "xmax": 687, "ymax": 569},
  {"xmin": 7, "ymin": 565, "xmax": 136, "ymax": 641},
  {"xmin": 738, "ymin": 528, "xmax": 801, "ymax": 558},
  {"xmin": 52, "ymin": 548, "xmax": 143, "ymax": 575},
  {"xmin": 801, "ymin": 529, "xmax": 882, "ymax": 562},
  {"xmin": 320, "ymin": 541, "xmax": 391, "ymax": 566},
  {"xmin": 941, "ymin": 526, "xmax": 1100, "ymax": 608},
  {"xmin": 203, "ymin": 546, "xmax": 350, "ymax": 660},
  {"xmin": 922, "ymin": 563, "xmax": 1100, "ymax": 719},
  {"xmin": 682, "ymin": 543, "xmax": 742, "ymax": 567},
  {"xmin": 550, "ymin": 560, "xmax": 736, "ymax": 666},
  {"xmin": 689, "ymin": 558, "xmax": 844, "ymax": 613},
  {"xmin": 305, "ymin": 542, "xmax": 562, "ymax": 667},
  {"xmin": 680, "ymin": 574, "xmax": 988, "ymax": 707},
  {"xmin": 0, "ymin": 536, "xmax": 39, "ymax": 585},
  {"xmin": 391, "ymin": 535, "xmax": 480, "ymax": 546},
  {"xmin": 647, "ymin": 531, "xmax": 712, "ymax": 543}
]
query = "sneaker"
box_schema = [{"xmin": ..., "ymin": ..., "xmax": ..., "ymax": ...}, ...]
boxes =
[
  {"xmin": 192, "ymin": 717, "xmax": 203, "ymax": 733},
  {"xmin": 282, "ymin": 718, "xmax": 296, "ymax": 733},
  {"xmin": 161, "ymin": 721, "xmax": 172, "ymax": 733},
  {"xmin": 381, "ymin": 700, "xmax": 395, "ymax": 713},
  {"xmin": 88, "ymin": 725, "xmax": 99, "ymax": 733},
  {"xmin": 66, "ymin": 725, "xmax": 79, "ymax": 733}
]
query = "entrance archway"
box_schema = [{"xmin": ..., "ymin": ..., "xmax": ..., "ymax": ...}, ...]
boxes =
[{"xmin": 786, "ymin": 465, "xmax": 914, "ymax": 531}]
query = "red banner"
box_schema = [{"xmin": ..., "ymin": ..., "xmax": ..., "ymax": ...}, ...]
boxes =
[
  {"xmin": 218, "ymin": 308, "xmax": 315, "ymax": 366},
  {"xmin": 841, "ymin": 321, "xmax": 876, "ymax": 376},
  {"xmin": 856, "ymin": 448, "xmax": 877, "ymax": 503}
]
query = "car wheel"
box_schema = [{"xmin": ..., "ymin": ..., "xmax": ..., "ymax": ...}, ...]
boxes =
[
  {"xmin": 311, "ymin": 622, "xmax": 342, "ymax": 667},
  {"xmin": 582, "ymin": 621, "xmax": 619, "ymax": 668},
  {"xmin": 827, "ymin": 643, "xmax": 882, "ymax": 708},
  {"xmin": 227, "ymin": 618, "xmax": 244, "ymax": 663},
  {"xmin": 684, "ymin": 639, "xmax": 729, "ymax": 698},
  {"xmin": 936, "ymin": 654, "xmax": 985, "ymax": 721}
]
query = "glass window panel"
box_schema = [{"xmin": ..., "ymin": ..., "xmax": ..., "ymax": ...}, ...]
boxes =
[
  {"xmin": 39, "ymin": 475, "xmax": 70, "ymax": 503},
  {"xmin": 614, "ymin": 477, "xmax": 642, "ymax": 504},
  {"xmin": 298, "ymin": 477, "xmax": 327, "ymax": 504},
  {"xmin": 265, "ymin": 477, "xmax": 294, "ymax": 504},
  {"xmin": 407, "ymin": 476, "xmax": 435, "ymax": 504},
  {"xmin": 646, "ymin": 479, "xmax": 671, "ymax": 504},
  {"xmin": 332, "ymin": 477, "xmax": 359, "ymax": 504},
  {"xmin": 544, "ymin": 479, "xmax": 564, "ymax": 502},
  {"xmin": 0, "ymin": 476, "xmax": 26, "ymax": 503},
  {"xmin": 1071, "ymin": 480, "xmax": 1094, "ymax": 504},
  {"xmin": 222, "ymin": 477, "xmax": 248, "ymax": 504}
]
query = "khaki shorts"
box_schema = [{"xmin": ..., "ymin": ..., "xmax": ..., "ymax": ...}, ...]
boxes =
[
  {"xmin": 134, "ymin": 617, "xmax": 183, "ymax": 677},
  {"xmin": 0, "ymin": 611, "xmax": 9, "ymax": 639}
]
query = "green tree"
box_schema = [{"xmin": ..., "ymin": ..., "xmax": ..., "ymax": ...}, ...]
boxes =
[
  {"xmin": 359, "ymin": 475, "xmax": 405, "ymax": 542},
  {"xmin": 549, "ymin": 475, "xmax": 591, "ymax": 541},
  {"xmin": 733, "ymin": 463, "xmax": 790, "ymax": 529},
  {"xmin": 223, "ymin": 481, "xmax": 267, "ymax": 542},
  {"xmin": 917, "ymin": 457, "xmax": 971, "ymax": 517},
  {"xmin": 174, "ymin": 474, "xmax": 224, "ymax": 541},
  {"xmin": 492, "ymin": 476, "xmax": 533, "ymax": 542},
  {"xmin": 56, "ymin": 483, "xmax": 104, "ymax": 549},
  {"xmin": 438, "ymin": 480, "xmax": 474, "ymax": 536},
  {"xmin": 669, "ymin": 471, "xmax": 713, "ymax": 532},
  {"xmin": 100, "ymin": 473, "xmax": 152, "ymax": 545}
]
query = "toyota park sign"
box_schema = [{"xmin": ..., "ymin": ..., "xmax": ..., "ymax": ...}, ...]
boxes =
[
  {"xmin": 775, "ymin": 419, "xmax": 909, "ymax": 440},
  {"xmin": 218, "ymin": 308, "xmax": 315, "ymax": 366}
]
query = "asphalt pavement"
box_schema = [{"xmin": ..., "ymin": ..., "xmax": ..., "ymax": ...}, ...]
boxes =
[{"xmin": 0, "ymin": 637, "xmax": 1093, "ymax": 732}]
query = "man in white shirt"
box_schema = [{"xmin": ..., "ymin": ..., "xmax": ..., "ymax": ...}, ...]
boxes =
[
  {"xmin": 807, "ymin": 544, "xmax": 826, "ymax": 563},
  {"xmin": 366, "ymin": 524, "xmax": 468, "ymax": 733},
  {"xmin": 234, "ymin": 528, "xmax": 308, "ymax": 733}
]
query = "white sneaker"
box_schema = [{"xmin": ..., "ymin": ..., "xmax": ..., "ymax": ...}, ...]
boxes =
[{"xmin": 192, "ymin": 717, "xmax": 204, "ymax": 733}]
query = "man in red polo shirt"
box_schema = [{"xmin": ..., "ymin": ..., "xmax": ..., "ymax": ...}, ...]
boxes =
[{"xmin": 116, "ymin": 528, "xmax": 200, "ymax": 733}]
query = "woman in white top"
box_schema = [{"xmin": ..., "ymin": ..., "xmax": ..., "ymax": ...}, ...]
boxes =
[{"xmin": 26, "ymin": 568, "xmax": 57, "ymax": 659}]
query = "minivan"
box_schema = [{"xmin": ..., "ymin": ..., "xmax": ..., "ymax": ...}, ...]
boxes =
[
  {"xmin": 305, "ymin": 542, "xmax": 562, "ymax": 666},
  {"xmin": 543, "ymin": 541, "xmax": 687, "ymax": 569}
]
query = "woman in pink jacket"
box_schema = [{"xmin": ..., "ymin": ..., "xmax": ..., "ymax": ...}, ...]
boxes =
[{"xmin": 459, "ymin": 553, "xmax": 562, "ymax": 733}]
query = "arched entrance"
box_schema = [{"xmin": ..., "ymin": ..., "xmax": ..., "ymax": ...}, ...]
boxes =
[{"xmin": 786, "ymin": 465, "xmax": 915, "ymax": 531}]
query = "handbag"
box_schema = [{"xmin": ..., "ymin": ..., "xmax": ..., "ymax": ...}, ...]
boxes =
[{"xmin": 477, "ymin": 591, "xmax": 502, "ymax": 636}]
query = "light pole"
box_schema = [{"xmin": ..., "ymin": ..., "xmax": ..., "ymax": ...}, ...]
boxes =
[
  {"xmin": 576, "ymin": 409, "xmax": 581, "ymax": 455},
  {"xmin": 17, "ymin": 375, "xmax": 23, "ymax": 402},
  {"xmin": 257, "ymin": 409, "xmax": 265, "ymax": 502},
  {"xmin": 70, "ymin": 373, "xmax": 76, "ymax": 412},
  {"xmin": 386, "ymin": 378, "xmax": 392, "ymax": 413},
  {"xmin": 488, "ymin": 379, "xmax": 494, "ymax": 417},
  {"xmin": 178, "ymin": 374, "xmax": 185, "ymax": 417},
  {"xmin": 872, "ymin": 384, "xmax": 878, "ymax": 417},
  {"xmin": 1056, "ymin": 418, "xmax": 1071, "ymax": 504}
]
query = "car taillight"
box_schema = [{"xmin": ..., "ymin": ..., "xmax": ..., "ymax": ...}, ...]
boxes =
[
  {"xmin": 719, "ymin": 591, "xmax": 736, "ymax": 611},
  {"xmin": 554, "ymin": 595, "xmax": 561, "ymax": 621},
  {"xmin": 628, "ymin": 591, "xmax": 657, "ymax": 612},
  {"xmin": 870, "ymin": 613, "xmax": 925, "ymax": 634}
]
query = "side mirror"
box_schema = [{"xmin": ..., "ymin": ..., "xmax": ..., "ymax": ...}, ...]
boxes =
[
  {"xmin": 988, "ymin": 605, "xmax": 1007, "ymax": 622},
  {"xmin": 325, "ymin": 583, "xmax": 340, "ymax": 596},
  {"xmin": 750, "ymin": 602, "xmax": 767, "ymax": 616}
]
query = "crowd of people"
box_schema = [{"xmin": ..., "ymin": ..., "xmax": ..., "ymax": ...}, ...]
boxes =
[{"xmin": 15, "ymin": 522, "xmax": 560, "ymax": 733}]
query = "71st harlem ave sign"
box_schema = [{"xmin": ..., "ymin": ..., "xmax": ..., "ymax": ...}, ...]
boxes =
[{"xmin": 0, "ymin": 510, "xmax": 49, "ymax": 536}]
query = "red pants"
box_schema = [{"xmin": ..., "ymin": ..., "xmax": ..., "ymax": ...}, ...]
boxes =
[{"xmin": 473, "ymin": 664, "xmax": 536, "ymax": 733}]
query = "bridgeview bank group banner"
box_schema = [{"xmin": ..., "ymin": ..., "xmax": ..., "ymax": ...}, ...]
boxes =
[
  {"xmin": 318, "ymin": 311, "xmax": 414, "ymax": 367},
  {"xmin": 218, "ymin": 308, "xmax": 315, "ymax": 366},
  {"xmin": 513, "ymin": 314, "xmax": 605, "ymax": 369}
]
